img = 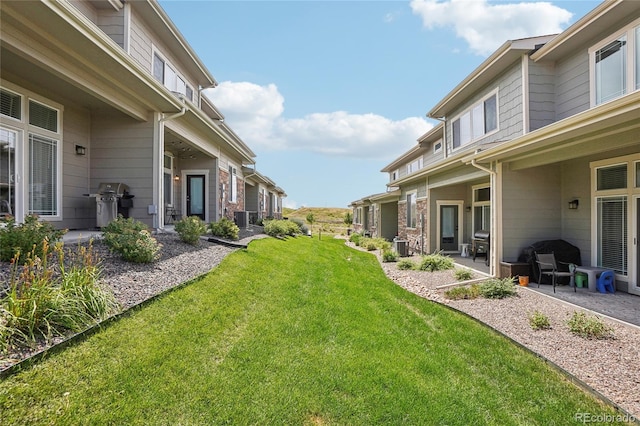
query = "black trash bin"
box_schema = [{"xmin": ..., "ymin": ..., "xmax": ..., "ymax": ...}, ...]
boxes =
[{"xmin": 118, "ymin": 191, "xmax": 134, "ymax": 218}]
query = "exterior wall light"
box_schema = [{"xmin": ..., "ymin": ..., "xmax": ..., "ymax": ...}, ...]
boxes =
[
  {"xmin": 75, "ymin": 145, "xmax": 86, "ymax": 155},
  {"xmin": 568, "ymin": 199, "xmax": 579, "ymax": 210}
]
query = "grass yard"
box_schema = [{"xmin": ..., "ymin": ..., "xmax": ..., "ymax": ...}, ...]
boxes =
[{"xmin": 0, "ymin": 237, "xmax": 617, "ymax": 424}]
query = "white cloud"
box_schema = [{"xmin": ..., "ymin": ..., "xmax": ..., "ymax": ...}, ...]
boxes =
[
  {"xmin": 283, "ymin": 199, "xmax": 298, "ymax": 209},
  {"xmin": 205, "ymin": 82, "xmax": 432, "ymax": 160},
  {"xmin": 410, "ymin": 0, "xmax": 573, "ymax": 56}
]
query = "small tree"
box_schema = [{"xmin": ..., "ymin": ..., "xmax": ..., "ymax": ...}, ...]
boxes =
[
  {"xmin": 344, "ymin": 212, "xmax": 353, "ymax": 227},
  {"xmin": 306, "ymin": 213, "xmax": 315, "ymax": 233}
]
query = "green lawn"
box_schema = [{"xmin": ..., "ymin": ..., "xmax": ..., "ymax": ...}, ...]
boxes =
[{"xmin": 0, "ymin": 237, "xmax": 616, "ymax": 424}]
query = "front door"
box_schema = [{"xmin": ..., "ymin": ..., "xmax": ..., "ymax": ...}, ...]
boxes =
[
  {"xmin": 634, "ymin": 197, "xmax": 640, "ymax": 295},
  {"xmin": 186, "ymin": 174, "xmax": 205, "ymax": 220},
  {"xmin": 440, "ymin": 205, "xmax": 458, "ymax": 251}
]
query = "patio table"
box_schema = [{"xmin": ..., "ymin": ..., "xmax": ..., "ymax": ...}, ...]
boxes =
[{"xmin": 574, "ymin": 266, "xmax": 608, "ymax": 292}]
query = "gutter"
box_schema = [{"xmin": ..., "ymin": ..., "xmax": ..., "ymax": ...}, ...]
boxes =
[{"xmin": 159, "ymin": 106, "xmax": 187, "ymax": 122}]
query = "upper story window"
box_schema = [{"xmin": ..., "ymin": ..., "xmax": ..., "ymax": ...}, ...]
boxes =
[
  {"xmin": 390, "ymin": 169, "xmax": 398, "ymax": 182},
  {"xmin": 407, "ymin": 157, "xmax": 423, "ymax": 175},
  {"xmin": 153, "ymin": 51, "xmax": 193, "ymax": 102},
  {"xmin": 434, "ymin": 141, "xmax": 442, "ymax": 154},
  {"xmin": 590, "ymin": 19, "xmax": 640, "ymax": 106},
  {"xmin": 452, "ymin": 91, "xmax": 498, "ymax": 150},
  {"xmin": 228, "ymin": 165, "xmax": 238, "ymax": 203}
]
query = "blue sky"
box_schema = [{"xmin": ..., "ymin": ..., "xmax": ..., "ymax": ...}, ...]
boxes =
[{"xmin": 159, "ymin": 0, "xmax": 600, "ymax": 209}]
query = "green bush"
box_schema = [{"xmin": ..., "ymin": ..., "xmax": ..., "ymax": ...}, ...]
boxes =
[
  {"xmin": 0, "ymin": 215, "xmax": 66, "ymax": 264},
  {"xmin": 1, "ymin": 240, "xmax": 118, "ymax": 351},
  {"xmin": 264, "ymin": 219, "xmax": 300, "ymax": 238},
  {"xmin": 102, "ymin": 216, "xmax": 162, "ymax": 263},
  {"xmin": 382, "ymin": 250, "xmax": 398, "ymax": 262},
  {"xmin": 454, "ymin": 268, "xmax": 473, "ymax": 281},
  {"xmin": 478, "ymin": 278, "xmax": 518, "ymax": 299},
  {"xmin": 418, "ymin": 253, "xmax": 454, "ymax": 272},
  {"xmin": 445, "ymin": 284, "xmax": 481, "ymax": 300},
  {"xmin": 349, "ymin": 233, "xmax": 362, "ymax": 245},
  {"xmin": 289, "ymin": 218, "xmax": 309, "ymax": 235},
  {"xmin": 397, "ymin": 259, "xmax": 416, "ymax": 270},
  {"xmin": 567, "ymin": 311, "xmax": 613, "ymax": 339},
  {"xmin": 528, "ymin": 311, "xmax": 551, "ymax": 330},
  {"xmin": 208, "ymin": 217, "xmax": 240, "ymax": 240},
  {"xmin": 175, "ymin": 216, "xmax": 207, "ymax": 245}
]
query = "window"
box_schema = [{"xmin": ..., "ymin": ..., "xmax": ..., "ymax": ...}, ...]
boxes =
[
  {"xmin": 229, "ymin": 166, "xmax": 237, "ymax": 203},
  {"xmin": 390, "ymin": 170, "xmax": 398, "ymax": 182},
  {"xmin": 407, "ymin": 192, "xmax": 417, "ymax": 228},
  {"xmin": 472, "ymin": 185, "xmax": 490, "ymax": 234},
  {"xmin": 636, "ymin": 162, "xmax": 640, "ymax": 188},
  {"xmin": 597, "ymin": 164, "xmax": 627, "ymax": 190},
  {"xmin": 597, "ymin": 197, "xmax": 627, "ymax": 274},
  {"xmin": 29, "ymin": 134, "xmax": 58, "ymax": 216},
  {"xmin": 434, "ymin": 141, "xmax": 442, "ymax": 154},
  {"xmin": 1, "ymin": 89, "xmax": 21, "ymax": 120},
  {"xmin": 591, "ymin": 20, "xmax": 640, "ymax": 105},
  {"xmin": 163, "ymin": 153, "xmax": 174, "ymax": 207},
  {"xmin": 407, "ymin": 157, "xmax": 423, "ymax": 174},
  {"xmin": 452, "ymin": 92, "xmax": 497, "ymax": 149},
  {"xmin": 153, "ymin": 51, "xmax": 192, "ymax": 100},
  {"xmin": 1, "ymin": 85, "xmax": 61, "ymax": 219}
]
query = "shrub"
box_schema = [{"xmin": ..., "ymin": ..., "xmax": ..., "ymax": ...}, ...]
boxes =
[
  {"xmin": 209, "ymin": 217, "xmax": 240, "ymax": 241},
  {"xmin": 290, "ymin": 218, "xmax": 309, "ymax": 235},
  {"xmin": 454, "ymin": 268, "xmax": 473, "ymax": 281},
  {"xmin": 365, "ymin": 242, "xmax": 377, "ymax": 251},
  {"xmin": 382, "ymin": 250, "xmax": 398, "ymax": 263},
  {"xmin": 567, "ymin": 311, "xmax": 613, "ymax": 339},
  {"xmin": 264, "ymin": 219, "xmax": 300, "ymax": 238},
  {"xmin": 175, "ymin": 216, "xmax": 207, "ymax": 245},
  {"xmin": 478, "ymin": 277, "xmax": 518, "ymax": 299},
  {"xmin": 528, "ymin": 311, "xmax": 551, "ymax": 330},
  {"xmin": 1, "ymin": 239, "xmax": 118, "ymax": 351},
  {"xmin": 349, "ymin": 233, "xmax": 362, "ymax": 245},
  {"xmin": 445, "ymin": 284, "xmax": 481, "ymax": 300},
  {"xmin": 418, "ymin": 253, "xmax": 454, "ymax": 272},
  {"xmin": 0, "ymin": 215, "xmax": 66, "ymax": 264},
  {"xmin": 397, "ymin": 259, "xmax": 416, "ymax": 270},
  {"xmin": 102, "ymin": 216, "xmax": 161, "ymax": 263}
]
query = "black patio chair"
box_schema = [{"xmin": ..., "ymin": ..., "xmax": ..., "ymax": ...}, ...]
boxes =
[{"xmin": 535, "ymin": 252, "xmax": 576, "ymax": 293}]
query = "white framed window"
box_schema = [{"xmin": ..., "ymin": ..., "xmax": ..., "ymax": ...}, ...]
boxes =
[
  {"xmin": 591, "ymin": 154, "xmax": 640, "ymax": 278},
  {"xmin": 228, "ymin": 165, "xmax": 237, "ymax": 203},
  {"xmin": 452, "ymin": 91, "xmax": 498, "ymax": 149},
  {"xmin": 163, "ymin": 152, "xmax": 174, "ymax": 207},
  {"xmin": 472, "ymin": 184, "xmax": 491, "ymax": 234},
  {"xmin": 434, "ymin": 141, "xmax": 442, "ymax": 154},
  {"xmin": 1, "ymin": 84, "xmax": 62, "ymax": 220},
  {"xmin": 390, "ymin": 169, "xmax": 398, "ymax": 182},
  {"xmin": 153, "ymin": 51, "xmax": 193, "ymax": 101},
  {"xmin": 406, "ymin": 192, "xmax": 417, "ymax": 228},
  {"xmin": 407, "ymin": 157, "xmax": 423, "ymax": 175},
  {"xmin": 590, "ymin": 18, "xmax": 640, "ymax": 106}
]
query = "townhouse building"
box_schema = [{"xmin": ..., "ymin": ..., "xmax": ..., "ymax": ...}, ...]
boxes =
[{"xmin": 0, "ymin": 0, "xmax": 284, "ymax": 231}]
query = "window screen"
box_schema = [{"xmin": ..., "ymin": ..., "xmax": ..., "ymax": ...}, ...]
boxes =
[
  {"xmin": 595, "ymin": 37, "xmax": 627, "ymax": 104},
  {"xmin": 153, "ymin": 53, "xmax": 164, "ymax": 83}
]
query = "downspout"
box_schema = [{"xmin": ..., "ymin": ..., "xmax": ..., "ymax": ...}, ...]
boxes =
[
  {"xmin": 470, "ymin": 159, "xmax": 498, "ymax": 277},
  {"xmin": 154, "ymin": 104, "xmax": 187, "ymax": 229}
]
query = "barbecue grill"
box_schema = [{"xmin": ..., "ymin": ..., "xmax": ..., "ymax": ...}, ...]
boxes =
[
  {"xmin": 472, "ymin": 230, "xmax": 490, "ymax": 266},
  {"xmin": 85, "ymin": 183, "xmax": 133, "ymax": 228}
]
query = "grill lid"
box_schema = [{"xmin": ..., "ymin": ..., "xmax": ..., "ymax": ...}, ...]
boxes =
[
  {"xmin": 474, "ymin": 230, "xmax": 490, "ymax": 240},
  {"xmin": 97, "ymin": 182, "xmax": 129, "ymax": 196}
]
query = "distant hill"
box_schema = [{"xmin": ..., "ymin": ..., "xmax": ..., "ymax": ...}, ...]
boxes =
[{"xmin": 283, "ymin": 206, "xmax": 352, "ymax": 235}]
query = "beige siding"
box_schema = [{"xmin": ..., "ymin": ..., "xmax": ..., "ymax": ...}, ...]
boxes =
[
  {"xmin": 560, "ymin": 158, "xmax": 592, "ymax": 263},
  {"xmin": 554, "ymin": 52, "xmax": 590, "ymax": 120},
  {"xmin": 97, "ymin": 8, "xmax": 126, "ymax": 49},
  {"xmin": 528, "ymin": 61, "xmax": 556, "ymax": 131},
  {"xmin": 69, "ymin": 1, "xmax": 98, "ymax": 23}
]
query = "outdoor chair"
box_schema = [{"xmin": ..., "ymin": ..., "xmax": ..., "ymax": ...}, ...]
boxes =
[{"xmin": 535, "ymin": 252, "xmax": 576, "ymax": 293}]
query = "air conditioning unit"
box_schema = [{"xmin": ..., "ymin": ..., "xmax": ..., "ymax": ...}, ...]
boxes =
[
  {"xmin": 234, "ymin": 210, "xmax": 249, "ymax": 228},
  {"xmin": 393, "ymin": 239, "xmax": 408, "ymax": 257}
]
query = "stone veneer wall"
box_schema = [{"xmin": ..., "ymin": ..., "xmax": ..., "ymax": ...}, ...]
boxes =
[
  {"xmin": 219, "ymin": 169, "xmax": 245, "ymax": 220},
  {"xmin": 397, "ymin": 199, "xmax": 428, "ymax": 255}
]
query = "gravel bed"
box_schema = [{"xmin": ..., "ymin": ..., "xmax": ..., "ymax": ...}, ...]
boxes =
[
  {"xmin": 0, "ymin": 232, "xmax": 267, "ymax": 371},
  {"xmin": 352, "ymin": 243, "xmax": 640, "ymax": 419}
]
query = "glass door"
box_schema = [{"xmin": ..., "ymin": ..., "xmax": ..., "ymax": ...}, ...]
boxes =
[
  {"xmin": 634, "ymin": 197, "xmax": 640, "ymax": 295},
  {"xmin": 186, "ymin": 174, "xmax": 205, "ymax": 220},
  {"xmin": 440, "ymin": 205, "xmax": 459, "ymax": 251},
  {"xmin": 0, "ymin": 127, "xmax": 16, "ymax": 218}
]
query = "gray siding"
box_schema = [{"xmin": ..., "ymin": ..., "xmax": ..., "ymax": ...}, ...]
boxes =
[
  {"xmin": 501, "ymin": 164, "xmax": 562, "ymax": 261},
  {"xmin": 129, "ymin": 8, "xmax": 153, "ymax": 73},
  {"xmin": 245, "ymin": 183, "xmax": 259, "ymax": 212},
  {"xmin": 379, "ymin": 202, "xmax": 398, "ymax": 241},
  {"xmin": 445, "ymin": 60, "xmax": 524, "ymax": 155},
  {"xmin": 60, "ymin": 105, "xmax": 93, "ymax": 230},
  {"xmin": 97, "ymin": 8, "xmax": 126, "ymax": 49},
  {"xmin": 554, "ymin": 52, "xmax": 590, "ymax": 120},
  {"xmin": 560, "ymin": 158, "xmax": 592, "ymax": 264},
  {"xmin": 91, "ymin": 113, "xmax": 155, "ymax": 228},
  {"xmin": 528, "ymin": 61, "xmax": 556, "ymax": 131}
]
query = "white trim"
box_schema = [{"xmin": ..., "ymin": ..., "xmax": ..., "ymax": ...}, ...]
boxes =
[
  {"xmin": 435, "ymin": 200, "xmax": 464, "ymax": 253},
  {"xmin": 521, "ymin": 55, "xmax": 530, "ymax": 134},
  {"xmin": 450, "ymin": 88, "xmax": 500, "ymax": 152},
  {"xmin": 632, "ymin": 195, "xmax": 640, "ymax": 295},
  {"xmin": 406, "ymin": 190, "xmax": 417, "ymax": 229}
]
